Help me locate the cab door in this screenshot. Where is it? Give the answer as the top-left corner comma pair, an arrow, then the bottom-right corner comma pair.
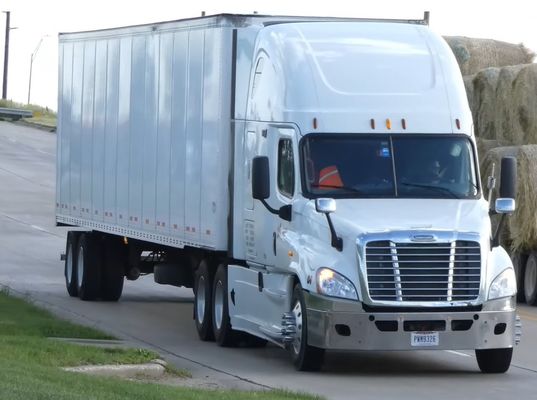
243,125 -> 297,268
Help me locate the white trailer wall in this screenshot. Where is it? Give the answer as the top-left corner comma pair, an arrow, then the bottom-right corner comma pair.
56,19 -> 233,251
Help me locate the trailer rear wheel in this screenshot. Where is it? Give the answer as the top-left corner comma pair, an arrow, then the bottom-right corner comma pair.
524,252 -> 537,305
194,260 -> 214,341
76,233 -> 102,301
100,239 -> 126,301
64,231 -> 79,297
511,252 -> 527,303
212,264 -> 239,346
289,284 -> 325,371
475,348 -> 513,373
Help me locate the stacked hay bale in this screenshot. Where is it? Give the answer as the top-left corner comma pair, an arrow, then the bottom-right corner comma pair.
444,36 -> 535,76
480,146 -> 537,252
449,36 -> 537,302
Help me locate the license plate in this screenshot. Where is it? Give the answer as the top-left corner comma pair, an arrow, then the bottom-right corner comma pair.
411,331 -> 439,347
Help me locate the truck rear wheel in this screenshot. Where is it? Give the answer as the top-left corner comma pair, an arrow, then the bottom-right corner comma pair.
475,348 -> 513,373
76,233 -> 102,301
212,264 -> 239,346
100,238 -> 126,301
289,284 -> 325,371
64,231 -> 79,297
524,252 -> 537,305
194,260 -> 214,341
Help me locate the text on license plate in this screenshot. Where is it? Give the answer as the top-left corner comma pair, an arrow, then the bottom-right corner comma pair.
411,331 -> 439,347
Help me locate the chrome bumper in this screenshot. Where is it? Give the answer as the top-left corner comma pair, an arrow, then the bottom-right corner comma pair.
305,292 -> 517,351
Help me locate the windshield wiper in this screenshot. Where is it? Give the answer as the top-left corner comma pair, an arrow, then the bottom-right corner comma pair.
311,184 -> 363,195
399,182 -> 460,199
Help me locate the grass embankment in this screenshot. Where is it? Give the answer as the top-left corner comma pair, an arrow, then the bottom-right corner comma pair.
0,99 -> 56,128
0,290 -> 319,400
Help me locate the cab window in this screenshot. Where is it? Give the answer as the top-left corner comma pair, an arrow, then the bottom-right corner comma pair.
277,139 -> 294,198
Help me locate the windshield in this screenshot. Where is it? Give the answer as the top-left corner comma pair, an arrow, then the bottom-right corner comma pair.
301,135 -> 479,199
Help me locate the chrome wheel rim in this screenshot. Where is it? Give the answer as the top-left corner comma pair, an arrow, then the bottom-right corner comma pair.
214,280 -> 224,331
292,300 -> 303,356
66,245 -> 73,284
196,276 -> 206,324
77,246 -> 84,288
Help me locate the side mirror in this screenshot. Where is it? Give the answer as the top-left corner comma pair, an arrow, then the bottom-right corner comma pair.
499,156 -> 517,200
252,156 -> 270,200
315,198 -> 336,214
495,198 -> 515,215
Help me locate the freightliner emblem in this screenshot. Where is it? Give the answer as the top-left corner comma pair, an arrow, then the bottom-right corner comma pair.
410,234 -> 436,242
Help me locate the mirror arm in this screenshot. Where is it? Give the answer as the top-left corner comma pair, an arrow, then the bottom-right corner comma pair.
325,214 -> 343,252
491,214 -> 507,248
260,199 -> 279,215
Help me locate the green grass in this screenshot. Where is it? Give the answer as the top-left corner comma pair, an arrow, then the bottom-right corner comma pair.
0,99 -> 56,128
0,290 -> 321,400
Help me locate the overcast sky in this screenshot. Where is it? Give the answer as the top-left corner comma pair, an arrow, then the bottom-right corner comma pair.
1,0 -> 535,110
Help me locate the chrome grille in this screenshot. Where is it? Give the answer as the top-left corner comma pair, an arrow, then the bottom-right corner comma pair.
365,240 -> 481,302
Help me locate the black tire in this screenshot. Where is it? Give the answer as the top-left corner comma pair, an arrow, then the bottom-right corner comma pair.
289,284 -> 325,371
511,252 -> 527,303
76,233 -> 102,301
100,238 -> 126,301
524,252 -> 537,305
194,260 -> 214,341
212,264 -> 240,347
64,231 -> 79,297
475,348 -> 513,373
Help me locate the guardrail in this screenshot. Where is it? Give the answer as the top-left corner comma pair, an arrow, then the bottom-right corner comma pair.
0,107 -> 34,120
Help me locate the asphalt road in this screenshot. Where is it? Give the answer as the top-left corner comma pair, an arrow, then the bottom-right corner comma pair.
1,120 -> 537,399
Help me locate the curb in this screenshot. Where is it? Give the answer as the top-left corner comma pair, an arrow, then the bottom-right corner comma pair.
63,360 -> 168,379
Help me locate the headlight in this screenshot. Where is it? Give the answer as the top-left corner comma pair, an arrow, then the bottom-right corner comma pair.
488,268 -> 517,300
316,268 -> 358,300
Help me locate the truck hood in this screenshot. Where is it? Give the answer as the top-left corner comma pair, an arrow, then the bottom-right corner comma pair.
329,198 -> 490,237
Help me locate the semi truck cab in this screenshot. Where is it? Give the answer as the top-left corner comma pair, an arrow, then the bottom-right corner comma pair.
227,20 -> 519,371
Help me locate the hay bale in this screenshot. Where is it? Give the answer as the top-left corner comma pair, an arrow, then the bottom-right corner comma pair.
510,146 -> 537,251
511,64 -> 537,145
492,65 -> 527,145
475,138 -> 509,160
463,74 -> 475,109
472,68 -> 500,140
470,64 -> 537,145
444,36 -> 535,75
480,145 -> 537,252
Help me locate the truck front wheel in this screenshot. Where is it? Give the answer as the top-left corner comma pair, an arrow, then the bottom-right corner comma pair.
289,284 -> 325,371
194,260 -> 214,341
475,348 -> 512,373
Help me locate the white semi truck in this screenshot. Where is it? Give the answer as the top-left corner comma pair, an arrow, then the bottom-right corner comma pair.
57,13 -> 521,372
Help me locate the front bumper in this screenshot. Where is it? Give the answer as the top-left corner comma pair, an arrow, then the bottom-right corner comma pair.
305,292 -> 517,350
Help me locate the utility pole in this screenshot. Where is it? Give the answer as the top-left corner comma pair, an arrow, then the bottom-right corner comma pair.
2,11 -> 10,100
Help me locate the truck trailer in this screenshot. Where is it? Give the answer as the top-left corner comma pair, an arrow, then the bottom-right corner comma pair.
56,13 -> 521,372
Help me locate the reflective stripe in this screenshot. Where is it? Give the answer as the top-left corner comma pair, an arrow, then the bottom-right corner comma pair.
319,166 -> 343,188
